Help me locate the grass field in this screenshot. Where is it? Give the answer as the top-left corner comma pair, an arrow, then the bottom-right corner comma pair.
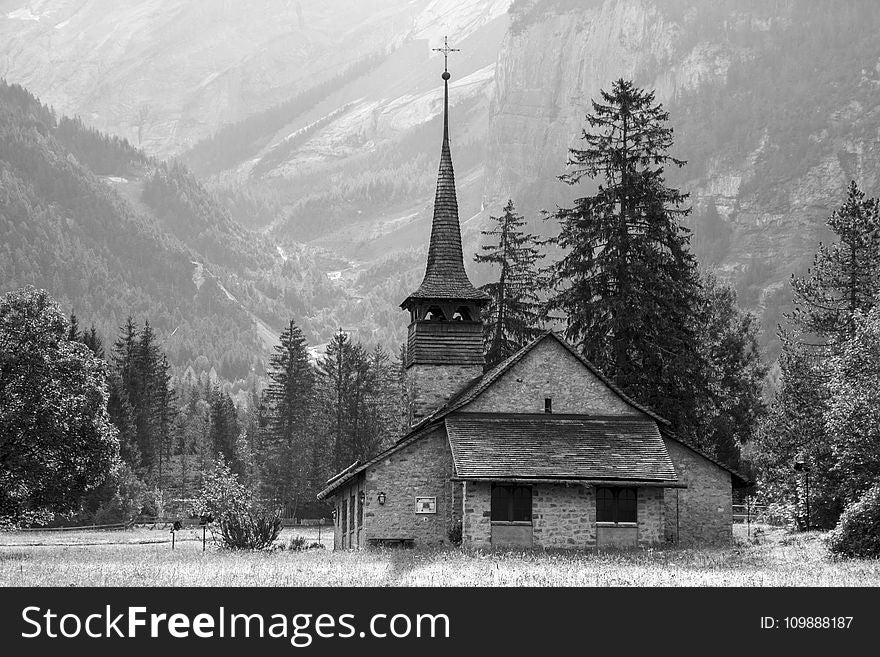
1,524 -> 878,586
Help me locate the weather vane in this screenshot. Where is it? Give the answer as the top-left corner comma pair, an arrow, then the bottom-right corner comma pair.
432,35 -> 460,77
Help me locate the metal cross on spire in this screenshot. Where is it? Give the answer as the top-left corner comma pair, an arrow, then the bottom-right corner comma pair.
432,35 -> 460,74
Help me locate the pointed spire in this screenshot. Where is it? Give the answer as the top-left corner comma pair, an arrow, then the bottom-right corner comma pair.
404,40 -> 488,304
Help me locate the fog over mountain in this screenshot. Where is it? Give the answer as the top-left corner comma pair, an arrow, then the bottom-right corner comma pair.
3,0 -> 880,379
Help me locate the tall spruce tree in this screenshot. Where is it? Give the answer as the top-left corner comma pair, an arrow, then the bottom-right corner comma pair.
82,324 -> 104,359
475,199 -> 545,369
546,78 -> 703,438
262,319 -> 313,513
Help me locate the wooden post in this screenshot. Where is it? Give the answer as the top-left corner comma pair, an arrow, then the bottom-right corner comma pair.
746,495 -> 751,539
202,524 -> 206,552
171,528 -> 175,550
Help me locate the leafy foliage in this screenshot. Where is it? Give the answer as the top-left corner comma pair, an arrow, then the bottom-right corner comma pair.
828,483 -> 880,558
217,508 -> 283,551
0,287 -> 119,526
755,183 -> 880,528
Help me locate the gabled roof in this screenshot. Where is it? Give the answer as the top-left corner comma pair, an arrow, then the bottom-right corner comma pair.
402,71 -> 488,305
318,331 -> 671,499
446,413 -> 678,483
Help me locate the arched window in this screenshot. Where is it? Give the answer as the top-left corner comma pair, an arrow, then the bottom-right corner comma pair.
452,306 -> 472,321
424,305 -> 446,321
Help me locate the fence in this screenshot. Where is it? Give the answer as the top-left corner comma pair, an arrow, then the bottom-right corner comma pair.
732,503 -> 785,526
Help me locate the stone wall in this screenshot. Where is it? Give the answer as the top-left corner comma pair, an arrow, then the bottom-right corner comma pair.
462,481 -> 492,549
461,337 -> 641,416
359,428 -> 456,547
406,363 -> 482,426
663,437 -> 733,545
532,483 -> 596,548
636,487 -> 664,545
463,482 -> 665,549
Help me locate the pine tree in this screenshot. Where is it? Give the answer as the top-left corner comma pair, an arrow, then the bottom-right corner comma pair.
262,319 -> 314,513
67,312 -> 81,342
786,180 -> 880,356
475,199 -> 546,369
155,354 -> 176,490
320,329 -> 351,472
134,320 -> 161,473
208,387 -> 239,467
546,78 -> 703,437
82,324 -> 104,359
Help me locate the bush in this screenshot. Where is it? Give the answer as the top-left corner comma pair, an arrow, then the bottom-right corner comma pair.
192,457 -> 252,522
218,507 -> 283,550
828,483 -> 880,558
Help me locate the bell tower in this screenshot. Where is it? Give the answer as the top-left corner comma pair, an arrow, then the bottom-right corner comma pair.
401,37 -> 489,427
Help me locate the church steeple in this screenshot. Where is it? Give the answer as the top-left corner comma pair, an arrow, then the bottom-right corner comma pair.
400,37 -> 489,426
404,38 -> 487,304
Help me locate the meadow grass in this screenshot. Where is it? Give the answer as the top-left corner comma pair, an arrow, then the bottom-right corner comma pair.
1,524 -> 878,587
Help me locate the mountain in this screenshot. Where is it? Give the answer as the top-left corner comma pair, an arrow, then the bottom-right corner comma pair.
486,0 -> 880,358
5,0 -> 880,364
0,79 -> 409,385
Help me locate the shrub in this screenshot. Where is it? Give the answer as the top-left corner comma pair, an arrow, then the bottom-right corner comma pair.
192,457 -> 252,523
218,507 -> 283,550
287,535 -> 307,551
828,483 -> 880,558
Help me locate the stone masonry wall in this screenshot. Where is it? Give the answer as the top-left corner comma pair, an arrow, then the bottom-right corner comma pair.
636,487 -> 664,546
463,482 -> 664,549
462,481 -> 492,549
462,338 -> 640,416
406,363 -> 482,426
532,484 -> 596,548
663,437 -> 733,545
360,428 -> 456,547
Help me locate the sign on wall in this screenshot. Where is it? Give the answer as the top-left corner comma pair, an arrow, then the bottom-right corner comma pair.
415,497 -> 436,514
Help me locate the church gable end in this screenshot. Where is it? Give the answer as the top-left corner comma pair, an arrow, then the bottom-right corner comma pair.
460,336 -> 642,417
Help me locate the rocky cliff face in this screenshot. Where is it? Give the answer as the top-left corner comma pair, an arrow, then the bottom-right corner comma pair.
485,0 -> 880,353
0,0 -> 506,157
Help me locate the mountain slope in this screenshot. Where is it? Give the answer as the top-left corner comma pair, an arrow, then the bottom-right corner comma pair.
484,0 -> 880,357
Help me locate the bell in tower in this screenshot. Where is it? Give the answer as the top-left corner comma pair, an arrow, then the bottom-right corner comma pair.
400,37 -> 489,427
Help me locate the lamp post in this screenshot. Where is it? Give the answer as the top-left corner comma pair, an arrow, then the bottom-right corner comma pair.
794,460 -> 811,530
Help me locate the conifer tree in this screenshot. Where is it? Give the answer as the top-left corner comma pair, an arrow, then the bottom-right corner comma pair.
82,324 -> 104,359
475,199 -> 545,369
262,319 -> 314,513
67,312 -> 81,342
546,78 -> 703,436
320,329 -> 351,473
786,180 -> 880,356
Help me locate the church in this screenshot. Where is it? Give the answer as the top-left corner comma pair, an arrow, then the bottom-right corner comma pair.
317,53 -> 748,550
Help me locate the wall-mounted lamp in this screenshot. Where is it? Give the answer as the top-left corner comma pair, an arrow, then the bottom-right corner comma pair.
377,491 -> 386,505
358,490 -> 366,504
331,507 -> 337,520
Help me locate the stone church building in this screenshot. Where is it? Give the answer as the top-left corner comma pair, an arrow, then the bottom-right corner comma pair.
317,61 -> 747,550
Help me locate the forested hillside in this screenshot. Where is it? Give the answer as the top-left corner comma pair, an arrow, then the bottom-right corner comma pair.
0,80 -> 413,388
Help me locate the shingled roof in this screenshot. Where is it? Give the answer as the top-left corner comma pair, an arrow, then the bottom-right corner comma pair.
403,72 -> 489,304
446,413 -> 679,483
